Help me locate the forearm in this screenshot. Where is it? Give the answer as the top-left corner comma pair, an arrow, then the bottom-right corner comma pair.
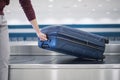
30,19 -> 47,41
30,19 -> 41,36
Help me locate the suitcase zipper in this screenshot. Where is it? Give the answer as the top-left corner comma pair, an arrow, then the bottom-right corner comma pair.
56,33 -> 104,51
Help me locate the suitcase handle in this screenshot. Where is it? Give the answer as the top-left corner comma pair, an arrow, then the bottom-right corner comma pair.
41,40 -> 51,48
41,44 -> 49,48
38,34 -> 50,48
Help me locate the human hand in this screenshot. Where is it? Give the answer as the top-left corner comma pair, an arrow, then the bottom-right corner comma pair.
37,32 -> 47,41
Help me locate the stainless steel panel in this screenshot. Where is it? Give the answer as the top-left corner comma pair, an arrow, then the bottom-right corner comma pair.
9,68 -> 120,80
105,43 -> 120,55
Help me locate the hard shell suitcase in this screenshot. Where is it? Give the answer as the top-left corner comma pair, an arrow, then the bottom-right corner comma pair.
38,26 -> 109,60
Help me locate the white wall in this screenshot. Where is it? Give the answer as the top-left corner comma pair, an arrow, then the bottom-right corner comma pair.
4,0 -> 120,25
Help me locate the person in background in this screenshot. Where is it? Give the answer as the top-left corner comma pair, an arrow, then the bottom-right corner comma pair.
0,0 -> 47,80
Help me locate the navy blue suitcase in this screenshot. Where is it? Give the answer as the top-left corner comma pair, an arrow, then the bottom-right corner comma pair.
38,26 -> 109,60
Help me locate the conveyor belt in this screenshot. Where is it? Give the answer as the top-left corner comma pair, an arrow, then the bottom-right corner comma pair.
10,55 -> 120,64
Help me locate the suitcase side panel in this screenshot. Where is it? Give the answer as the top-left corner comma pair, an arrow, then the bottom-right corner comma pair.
42,26 -> 107,47
55,37 -> 105,59
38,26 -> 106,59
38,35 -> 105,59
59,26 -> 106,45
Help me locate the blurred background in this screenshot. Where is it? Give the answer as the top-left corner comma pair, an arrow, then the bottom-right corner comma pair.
4,0 -> 120,24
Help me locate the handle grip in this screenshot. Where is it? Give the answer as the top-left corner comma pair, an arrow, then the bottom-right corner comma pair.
40,39 -> 51,49
41,44 -> 49,48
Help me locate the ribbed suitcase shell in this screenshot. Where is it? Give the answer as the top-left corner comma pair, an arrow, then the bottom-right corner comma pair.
38,26 -> 108,60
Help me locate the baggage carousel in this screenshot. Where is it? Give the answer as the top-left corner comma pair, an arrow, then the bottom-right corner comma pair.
9,55 -> 120,80
9,42 -> 120,80
8,24 -> 120,80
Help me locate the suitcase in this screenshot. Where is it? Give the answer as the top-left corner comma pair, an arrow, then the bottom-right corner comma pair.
38,25 -> 109,60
